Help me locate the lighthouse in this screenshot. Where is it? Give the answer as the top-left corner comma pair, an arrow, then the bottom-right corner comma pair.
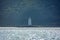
28,17 -> 32,25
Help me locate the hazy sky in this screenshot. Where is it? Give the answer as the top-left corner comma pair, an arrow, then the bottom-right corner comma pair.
0,0 -> 60,27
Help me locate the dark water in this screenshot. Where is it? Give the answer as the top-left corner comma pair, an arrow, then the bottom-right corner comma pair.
0,0 -> 60,27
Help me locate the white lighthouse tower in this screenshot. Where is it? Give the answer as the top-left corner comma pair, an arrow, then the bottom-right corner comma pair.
28,17 -> 32,25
